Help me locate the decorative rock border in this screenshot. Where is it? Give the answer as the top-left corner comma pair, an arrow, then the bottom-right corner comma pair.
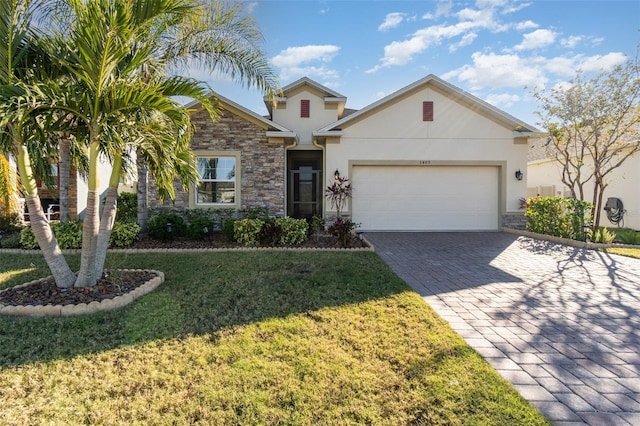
0,269 -> 164,317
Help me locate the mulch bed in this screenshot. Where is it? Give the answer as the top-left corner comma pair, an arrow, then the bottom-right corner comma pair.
0,270 -> 156,307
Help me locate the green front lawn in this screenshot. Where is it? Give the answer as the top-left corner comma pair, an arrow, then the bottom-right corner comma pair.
0,252 -> 549,425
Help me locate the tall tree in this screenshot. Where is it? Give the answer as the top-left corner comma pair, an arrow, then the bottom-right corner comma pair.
133,0 -> 280,232
0,0 -> 78,286
534,58 -> 640,229
1,0 -> 279,288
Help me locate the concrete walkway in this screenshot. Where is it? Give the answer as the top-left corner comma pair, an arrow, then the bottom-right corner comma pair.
365,232 -> 640,426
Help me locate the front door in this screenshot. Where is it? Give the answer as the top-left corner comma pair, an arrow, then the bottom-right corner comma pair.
288,151 -> 323,219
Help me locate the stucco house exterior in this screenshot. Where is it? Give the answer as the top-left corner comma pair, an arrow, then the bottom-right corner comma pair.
150,74 -> 541,232
527,137 -> 640,231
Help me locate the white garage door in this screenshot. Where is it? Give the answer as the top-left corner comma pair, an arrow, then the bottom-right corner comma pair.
351,165 -> 499,231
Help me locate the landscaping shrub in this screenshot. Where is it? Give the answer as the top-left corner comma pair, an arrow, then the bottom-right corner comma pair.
327,217 -> 359,248
54,221 -> 83,249
0,212 -> 20,233
19,227 -> 37,249
109,222 -> 141,247
115,192 -> 137,223
186,216 -> 215,240
259,219 -> 281,246
0,233 -> 21,248
222,218 -> 235,241
588,227 -> 616,244
20,221 -> 84,249
275,217 -> 308,245
526,196 -> 592,241
233,218 -> 264,246
148,212 -> 187,240
309,215 -> 326,239
616,229 -> 640,245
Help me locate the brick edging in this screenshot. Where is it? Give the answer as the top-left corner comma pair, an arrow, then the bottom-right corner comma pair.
0,270 -> 164,317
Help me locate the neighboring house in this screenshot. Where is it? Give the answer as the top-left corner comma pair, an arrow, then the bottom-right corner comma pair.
149,74 -> 541,231
3,154 -> 116,222
527,136 -> 640,230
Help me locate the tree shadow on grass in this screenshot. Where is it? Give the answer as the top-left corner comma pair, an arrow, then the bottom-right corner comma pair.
0,251 -> 408,368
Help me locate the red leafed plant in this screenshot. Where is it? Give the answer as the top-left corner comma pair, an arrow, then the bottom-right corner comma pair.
325,176 -> 352,218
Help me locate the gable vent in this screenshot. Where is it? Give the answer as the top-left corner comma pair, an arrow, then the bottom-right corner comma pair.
301,99 -> 310,118
423,101 -> 434,121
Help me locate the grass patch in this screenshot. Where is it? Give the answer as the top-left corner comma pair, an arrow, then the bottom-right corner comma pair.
603,247 -> 640,259
0,251 -> 549,425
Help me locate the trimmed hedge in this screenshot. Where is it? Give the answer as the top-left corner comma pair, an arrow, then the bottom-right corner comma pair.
231,217 -> 310,247
525,197 -> 592,241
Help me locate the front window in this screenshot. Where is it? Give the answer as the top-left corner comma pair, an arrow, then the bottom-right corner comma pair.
195,156 -> 236,204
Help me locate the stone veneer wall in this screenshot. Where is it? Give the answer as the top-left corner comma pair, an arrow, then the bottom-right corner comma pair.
502,212 -> 527,230
148,107 -> 285,217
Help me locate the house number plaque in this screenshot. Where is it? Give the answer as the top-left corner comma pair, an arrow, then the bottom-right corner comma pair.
418,160 -> 431,165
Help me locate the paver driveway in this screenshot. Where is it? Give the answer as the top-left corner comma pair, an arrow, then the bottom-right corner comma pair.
365,232 -> 640,426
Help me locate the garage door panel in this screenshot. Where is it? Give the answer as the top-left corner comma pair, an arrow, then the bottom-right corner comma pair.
352,166 -> 499,231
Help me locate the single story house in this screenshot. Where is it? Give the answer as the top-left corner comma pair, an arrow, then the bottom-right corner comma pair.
527,136 -> 640,230
149,74 -> 541,232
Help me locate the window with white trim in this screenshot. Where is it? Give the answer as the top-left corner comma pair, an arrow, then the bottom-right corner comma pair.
195,156 -> 236,205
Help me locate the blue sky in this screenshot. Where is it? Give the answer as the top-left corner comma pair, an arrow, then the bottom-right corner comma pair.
189,0 -> 639,128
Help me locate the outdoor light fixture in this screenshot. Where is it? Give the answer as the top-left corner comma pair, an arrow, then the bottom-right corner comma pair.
334,169 -> 340,180
515,169 -> 523,181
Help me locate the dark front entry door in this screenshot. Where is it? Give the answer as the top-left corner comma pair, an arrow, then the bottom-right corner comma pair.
288,151 -> 323,219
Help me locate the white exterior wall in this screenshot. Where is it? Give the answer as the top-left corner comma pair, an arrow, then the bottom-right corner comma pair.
326,87 -> 528,215
528,155 -> 640,230
272,86 -> 340,147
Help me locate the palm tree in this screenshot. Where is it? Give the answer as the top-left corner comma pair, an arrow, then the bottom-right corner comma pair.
133,0 -> 281,233
0,0 -> 78,286
2,0 -> 279,288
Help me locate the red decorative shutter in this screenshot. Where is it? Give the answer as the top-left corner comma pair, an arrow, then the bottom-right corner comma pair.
301,99 -> 310,118
423,101 -> 434,121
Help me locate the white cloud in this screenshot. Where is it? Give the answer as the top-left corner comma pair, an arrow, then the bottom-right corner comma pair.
514,29 -> 557,50
270,45 -> 341,81
449,32 -> 478,51
368,0 -> 535,72
579,52 -> 627,72
515,20 -> 538,30
271,45 -> 340,68
501,1 -> 532,14
379,12 -> 406,31
443,52 -> 548,90
444,50 -> 629,93
560,35 -> 583,48
485,92 -> 521,107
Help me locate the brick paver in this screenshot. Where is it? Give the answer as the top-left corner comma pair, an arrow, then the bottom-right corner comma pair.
366,232 -> 640,426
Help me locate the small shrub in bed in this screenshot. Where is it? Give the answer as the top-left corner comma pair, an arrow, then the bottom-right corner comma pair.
148,212 -> 187,240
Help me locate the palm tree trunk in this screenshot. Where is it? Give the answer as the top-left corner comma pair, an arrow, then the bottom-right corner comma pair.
94,186 -> 117,279
94,155 -> 122,279
136,149 -> 148,235
75,140 -> 101,288
75,189 -> 100,287
58,135 -> 71,222
25,195 -> 77,287
17,143 -> 75,288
